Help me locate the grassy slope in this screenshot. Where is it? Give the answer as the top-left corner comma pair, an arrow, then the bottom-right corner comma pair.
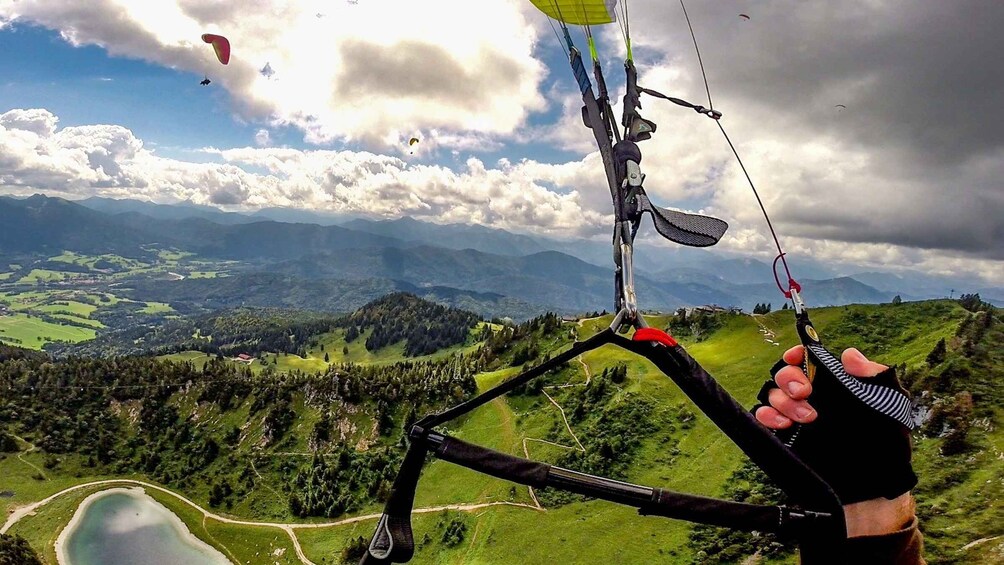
301,301 -> 998,564
0,313 -> 96,349
6,300 -> 1000,564
0,288 -> 183,348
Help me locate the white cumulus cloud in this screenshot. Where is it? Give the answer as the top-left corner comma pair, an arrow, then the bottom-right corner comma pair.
0,0 -> 547,148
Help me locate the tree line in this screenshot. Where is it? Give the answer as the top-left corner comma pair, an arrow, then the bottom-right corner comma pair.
337,292 -> 481,356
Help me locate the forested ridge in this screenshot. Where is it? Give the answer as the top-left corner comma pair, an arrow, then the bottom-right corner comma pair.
46,307 -> 344,358
0,346 -> 478,520
337,292 -> 481,356
49,292 -> 483,360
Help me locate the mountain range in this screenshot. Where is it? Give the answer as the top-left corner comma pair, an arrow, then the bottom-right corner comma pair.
2,194 -> 999,315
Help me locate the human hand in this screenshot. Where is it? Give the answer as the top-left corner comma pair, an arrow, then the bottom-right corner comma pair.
754,345 -> 889,430
752,345 -> 918,537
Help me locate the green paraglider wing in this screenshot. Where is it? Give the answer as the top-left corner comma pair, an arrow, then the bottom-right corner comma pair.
529,0 -> 618,26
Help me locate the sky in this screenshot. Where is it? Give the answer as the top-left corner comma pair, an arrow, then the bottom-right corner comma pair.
0,0 -> 1001,286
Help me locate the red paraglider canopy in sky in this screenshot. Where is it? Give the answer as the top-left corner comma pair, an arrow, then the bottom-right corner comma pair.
201,34 -> 231,65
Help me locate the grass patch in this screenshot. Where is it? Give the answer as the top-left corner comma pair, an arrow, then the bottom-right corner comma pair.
17,269 -> 84,283
189,271 -> 220,279
157,250 -> 194,261
34,300 -> 97,318
0,313 -> 96,349
139,301 -> 174,314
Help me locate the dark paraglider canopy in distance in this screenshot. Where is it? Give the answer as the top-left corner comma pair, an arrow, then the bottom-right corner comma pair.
739,13 -> 750,20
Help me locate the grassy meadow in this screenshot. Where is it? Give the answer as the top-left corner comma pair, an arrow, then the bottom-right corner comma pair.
3,300 -> 1000,564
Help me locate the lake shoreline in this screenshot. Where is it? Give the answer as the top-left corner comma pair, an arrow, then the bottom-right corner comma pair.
54,486 -> 232,565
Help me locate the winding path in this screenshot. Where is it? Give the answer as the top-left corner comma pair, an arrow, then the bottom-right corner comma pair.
12,435 -> 48,481
2,479 -> 539,565
520,352 -> 593,507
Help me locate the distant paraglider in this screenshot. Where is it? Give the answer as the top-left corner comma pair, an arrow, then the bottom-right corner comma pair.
260,62 -> 275,79
409,137 -> 419,154
835,104 -> 847,110
200,33 -> 230,85
739,13 -> 750,20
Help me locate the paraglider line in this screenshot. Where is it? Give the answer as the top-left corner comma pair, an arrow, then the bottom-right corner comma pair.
715,120 -> 795,292
679,0 -> 797,293
679,0 -> 713,110
544,11 -> 569,59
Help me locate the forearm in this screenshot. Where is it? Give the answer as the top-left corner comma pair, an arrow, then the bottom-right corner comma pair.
844,492 -> 916,538
843,516 -> 924,564
800,494 -> 925,564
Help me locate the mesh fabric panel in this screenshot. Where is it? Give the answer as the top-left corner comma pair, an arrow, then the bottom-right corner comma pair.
637,194 -> 728,247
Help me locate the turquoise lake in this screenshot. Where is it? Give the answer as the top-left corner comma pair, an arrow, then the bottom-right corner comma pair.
62,489 -> 231,565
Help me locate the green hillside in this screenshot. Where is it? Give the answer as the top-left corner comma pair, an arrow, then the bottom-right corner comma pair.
1,299 -> 1000,564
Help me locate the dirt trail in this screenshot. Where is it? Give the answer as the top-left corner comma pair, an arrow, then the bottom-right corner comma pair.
520,353 -> 593,507
11,436 -> 48,480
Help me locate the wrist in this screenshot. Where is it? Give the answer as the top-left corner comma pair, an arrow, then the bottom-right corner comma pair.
843,492 -> 915,537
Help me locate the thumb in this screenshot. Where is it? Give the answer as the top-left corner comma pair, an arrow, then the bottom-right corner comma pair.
840,347 -> 888,378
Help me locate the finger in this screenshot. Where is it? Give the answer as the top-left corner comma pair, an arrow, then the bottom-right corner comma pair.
774,365 -> 812,399
768,388 -> 817,424
841,347 -> 888,378
754,405 -> 793,429
782,345 -> 804,366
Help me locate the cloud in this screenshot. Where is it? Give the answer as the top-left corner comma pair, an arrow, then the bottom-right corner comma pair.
1,1 -> 1001,285
0,107 -> 607,235
253,128 -> 270,147
0,0 -> 546,147
0,108 -> 59,136
1,106 -> 1001,284
524,0 -> 1004,279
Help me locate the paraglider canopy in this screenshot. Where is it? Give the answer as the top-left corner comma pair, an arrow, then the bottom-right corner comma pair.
408,137 -> 419,154
739,13 -> 751,20
530,0 -> 619,25
201,34 -> 231,65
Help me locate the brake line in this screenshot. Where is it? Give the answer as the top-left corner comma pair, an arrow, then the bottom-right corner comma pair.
678,0 -> 801,299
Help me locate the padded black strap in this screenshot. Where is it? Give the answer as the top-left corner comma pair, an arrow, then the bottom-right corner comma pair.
362,444 -> 427,564
422,329 -> 614,427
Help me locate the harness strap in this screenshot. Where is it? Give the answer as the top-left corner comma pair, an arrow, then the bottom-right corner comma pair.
421,329 -> 615,428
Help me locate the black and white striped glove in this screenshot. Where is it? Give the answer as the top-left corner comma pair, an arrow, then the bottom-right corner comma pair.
753,345 -> 918,505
